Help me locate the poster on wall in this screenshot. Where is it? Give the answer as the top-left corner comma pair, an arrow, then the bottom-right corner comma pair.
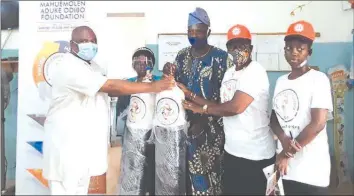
16,1 -> 88,194
157,35 -> 189,71
348,54 -> 354,87
327,64 -> 352,186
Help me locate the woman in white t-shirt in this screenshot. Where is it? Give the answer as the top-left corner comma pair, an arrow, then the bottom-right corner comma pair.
181,24 -> 276,195
270,20 -> 333,195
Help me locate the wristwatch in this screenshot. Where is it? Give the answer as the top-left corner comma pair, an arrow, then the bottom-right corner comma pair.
202,105 -> 208,114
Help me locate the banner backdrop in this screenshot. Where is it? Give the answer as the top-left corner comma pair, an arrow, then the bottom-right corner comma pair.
16,1 -> 90,194
327,64 -> 352,186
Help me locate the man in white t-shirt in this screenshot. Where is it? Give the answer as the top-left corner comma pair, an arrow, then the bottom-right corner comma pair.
153,62 -> 188,195
270,20 -> 333,195
42,26 -> 174,195
182,24 -> 276,195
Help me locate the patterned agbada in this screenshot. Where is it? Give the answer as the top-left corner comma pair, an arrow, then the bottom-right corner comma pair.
174,46 -> 233,195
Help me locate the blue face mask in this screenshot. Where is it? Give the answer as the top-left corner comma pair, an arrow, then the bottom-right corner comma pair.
188,37 -> 208,48
145,65 -> 153,71
74,42 -> 98,61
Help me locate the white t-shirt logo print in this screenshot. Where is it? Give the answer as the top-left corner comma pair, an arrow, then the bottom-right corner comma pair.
222,79 -> 237,102
273,89 -> 299,122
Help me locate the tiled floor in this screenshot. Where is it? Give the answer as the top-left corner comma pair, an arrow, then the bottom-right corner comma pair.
2,176 -> 353,195
105,147 -> 354,195
106,146 -> 122,195
329,183 -> 354,195
3,148 -> 353,195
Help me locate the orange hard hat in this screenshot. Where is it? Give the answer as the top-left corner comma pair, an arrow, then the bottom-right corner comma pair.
285,20 -> 315,41
227,24 -> 251,43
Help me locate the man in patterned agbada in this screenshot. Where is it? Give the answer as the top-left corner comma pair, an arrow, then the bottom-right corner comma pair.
164,7 -> 233,195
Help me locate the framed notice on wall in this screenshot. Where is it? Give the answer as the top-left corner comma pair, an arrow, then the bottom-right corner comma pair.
157,34 -> 190,70
157,33 -> 228,70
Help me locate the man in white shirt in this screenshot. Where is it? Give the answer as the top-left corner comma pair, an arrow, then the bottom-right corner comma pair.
270,20 -> 333,195
181,24 -> 276,195
42,26 -> 174,195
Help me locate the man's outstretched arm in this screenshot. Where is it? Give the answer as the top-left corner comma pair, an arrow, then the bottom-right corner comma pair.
101,76 -> 174,96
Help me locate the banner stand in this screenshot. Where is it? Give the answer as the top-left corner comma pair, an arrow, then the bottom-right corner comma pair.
1,70 -> 6,193
1,69 -> 16,195
328,64 -> 352,188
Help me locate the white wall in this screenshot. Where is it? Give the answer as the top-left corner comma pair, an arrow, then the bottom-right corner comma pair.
14,2 -> 353,194
5,1 -> 353,50
81,1 -> 353,44
81,1 -> 352,78
1,29 -> 19,49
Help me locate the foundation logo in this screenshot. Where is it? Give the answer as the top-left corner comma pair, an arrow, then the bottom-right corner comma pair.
32,41 -> 70,101
273,89 -> 299,122
156,98 -> 179,126
221,79 -> 237,103
128,96 -> 146,123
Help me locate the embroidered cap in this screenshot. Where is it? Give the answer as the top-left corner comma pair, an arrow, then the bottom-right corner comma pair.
188,7 -> 210,27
